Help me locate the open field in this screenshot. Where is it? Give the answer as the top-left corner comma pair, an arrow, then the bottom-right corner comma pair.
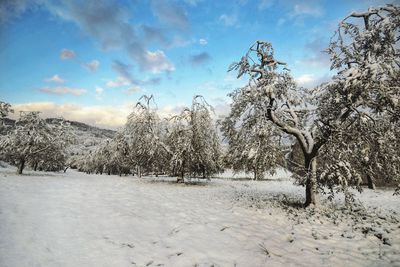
1,166 -> 399,267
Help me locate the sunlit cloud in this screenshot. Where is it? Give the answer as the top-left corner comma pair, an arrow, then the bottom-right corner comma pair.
219,14 -> 238,26
39,87 -> 87,96
84,60 -> 100,72
60,49 -> 76,60
123,85 -> 141,94
144,50 -> 175,73
45,74 -> 65,83
12,102 -> 132,129
95,86 -> 104,95
199,38 -> 208,45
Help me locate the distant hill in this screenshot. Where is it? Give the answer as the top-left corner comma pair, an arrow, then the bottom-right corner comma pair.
1,117 -> 117,156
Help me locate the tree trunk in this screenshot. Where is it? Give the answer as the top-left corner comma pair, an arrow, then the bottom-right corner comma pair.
177,169 -> 185,183
304,155 -> 318,207
33,162 -> 38,171
177,161 -> 185,183
367,174 -> 376,190
17,158 -> 25,175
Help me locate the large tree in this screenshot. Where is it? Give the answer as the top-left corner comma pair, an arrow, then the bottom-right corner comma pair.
225,4 -> 399,206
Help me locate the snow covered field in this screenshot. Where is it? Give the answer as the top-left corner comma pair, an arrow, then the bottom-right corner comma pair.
0,166 -> 399,267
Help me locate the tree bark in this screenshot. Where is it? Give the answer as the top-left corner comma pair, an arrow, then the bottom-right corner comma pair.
304,155 -> 318,207
367,174 -> 376,190
17,158 -> 25,175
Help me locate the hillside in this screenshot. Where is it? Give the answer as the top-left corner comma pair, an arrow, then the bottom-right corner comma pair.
1,117 -> 116,156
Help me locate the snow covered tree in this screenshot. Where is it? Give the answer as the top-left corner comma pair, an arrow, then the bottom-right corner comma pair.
124,95 -> 169,177
0,101 -> 13,134
189,96 -> 222,178
226,41 -> 321,206
226,4 -> 399,206
167,108 -> 193,182
0,112 -> 71,174
221,105 -> 284,180
166,96 -> 221,182
315,4 -> 400,198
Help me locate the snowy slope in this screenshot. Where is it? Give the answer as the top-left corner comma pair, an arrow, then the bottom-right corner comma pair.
0,166 -> 399,267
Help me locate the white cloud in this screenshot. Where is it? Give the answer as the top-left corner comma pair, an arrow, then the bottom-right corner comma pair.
45,74 -> 65,83
144,50 -> 175,73
60,49 -> 76,60
219,14 -> 237,26
84,60 -> 100,72
289,2 -> 324,18
258,0 -> 274,10
95,86 -> 103,95
295,74 -> 331,88
39,86 -> 87,96
106,76 -> 131,88
199,38 -> 208,45
123,85 -> 141,94
12,102 -> 131,129
184,0 -> 204,6
295,74 -> 315,86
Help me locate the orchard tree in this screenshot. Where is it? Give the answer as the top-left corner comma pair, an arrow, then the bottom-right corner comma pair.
0,112 -> 71,174
316,4 -> 400,197
124,95 -> 169,177
0,101 -> 13,134
189,96 -> 222,178
167,108 -> 193,182
225,4 -> 399,206
167,96 -> 222,182
222,109 -> 284,180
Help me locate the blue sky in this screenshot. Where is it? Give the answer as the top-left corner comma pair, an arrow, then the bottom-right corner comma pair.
0,0 -> 395,128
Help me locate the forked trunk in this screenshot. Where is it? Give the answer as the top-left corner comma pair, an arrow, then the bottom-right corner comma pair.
304,155 -> 318,207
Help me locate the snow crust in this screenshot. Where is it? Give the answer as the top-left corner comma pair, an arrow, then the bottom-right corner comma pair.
0,166 -> 399,267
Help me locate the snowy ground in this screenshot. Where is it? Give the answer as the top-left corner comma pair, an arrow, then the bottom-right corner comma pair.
0,166 -> 399,267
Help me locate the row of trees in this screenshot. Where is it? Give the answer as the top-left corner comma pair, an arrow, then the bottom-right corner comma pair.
71,95 -> 222,182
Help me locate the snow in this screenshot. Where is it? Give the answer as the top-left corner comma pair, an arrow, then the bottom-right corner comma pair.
0,165 -> 399,267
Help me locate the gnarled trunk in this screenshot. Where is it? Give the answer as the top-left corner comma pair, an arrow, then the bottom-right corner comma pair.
304,155 -> 318,207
